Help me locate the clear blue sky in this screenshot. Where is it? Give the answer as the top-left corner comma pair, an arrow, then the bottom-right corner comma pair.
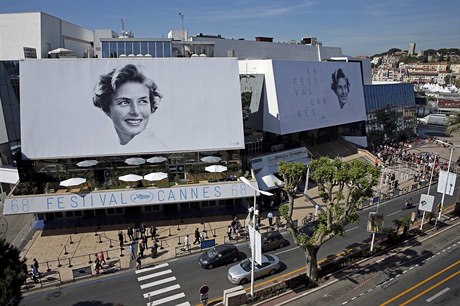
1,0 -> 459,56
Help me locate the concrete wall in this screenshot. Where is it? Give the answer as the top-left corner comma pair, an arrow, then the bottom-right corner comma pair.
0,13 -> 41,59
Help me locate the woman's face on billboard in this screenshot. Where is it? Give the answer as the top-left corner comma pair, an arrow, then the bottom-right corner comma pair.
109,81 -> 151,145
335,77 -> 349,106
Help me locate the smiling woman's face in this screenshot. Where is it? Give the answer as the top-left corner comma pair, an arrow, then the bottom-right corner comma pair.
109,81 -> 151,145
335,77 -> 349,106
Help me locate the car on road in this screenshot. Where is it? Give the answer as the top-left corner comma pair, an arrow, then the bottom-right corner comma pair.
248,230 -> 286,252
198,244 -> 239,269
227,254 -> 281,285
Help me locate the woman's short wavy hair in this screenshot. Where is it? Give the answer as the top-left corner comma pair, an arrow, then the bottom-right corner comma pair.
330,68 -> 350,92
93,64 -> 162,114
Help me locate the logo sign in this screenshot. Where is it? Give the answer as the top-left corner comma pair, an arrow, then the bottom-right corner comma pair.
130,191 -> 154,203
437,170 -> 457,196
418,194 -> 435,212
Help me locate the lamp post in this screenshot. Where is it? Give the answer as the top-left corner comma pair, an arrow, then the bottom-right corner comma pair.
420,154 -> 438,230
370,166 -> 384,252
239,177 -> 273,300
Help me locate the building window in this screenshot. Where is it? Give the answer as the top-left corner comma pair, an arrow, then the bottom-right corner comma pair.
118,42 -> 125,56
102,42 -> 109,58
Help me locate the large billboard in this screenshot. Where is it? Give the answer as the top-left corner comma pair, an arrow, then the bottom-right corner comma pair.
20,58 -> 244,159
239,60 -> 367,134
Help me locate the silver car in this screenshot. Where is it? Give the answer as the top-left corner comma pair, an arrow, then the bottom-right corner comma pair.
227,254 -> 280,285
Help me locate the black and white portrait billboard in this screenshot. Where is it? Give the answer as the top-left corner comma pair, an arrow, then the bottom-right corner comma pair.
239,60 -> 367,134
20,58 -> 244,159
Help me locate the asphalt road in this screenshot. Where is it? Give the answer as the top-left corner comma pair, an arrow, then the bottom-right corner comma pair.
21,183 -> 459,306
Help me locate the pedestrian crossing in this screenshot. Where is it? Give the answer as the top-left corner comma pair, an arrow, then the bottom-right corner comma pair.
135,263 -> 190,306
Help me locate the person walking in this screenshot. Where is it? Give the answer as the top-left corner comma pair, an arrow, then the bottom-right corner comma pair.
32,258 -> 40,274
267,211 -> 273,227
129,243 -> 136,259
142,234 -> 148,249
98,251 -> 106,265
150,224 -> 157,241
136,254 -> 142,270
184,235 -> 190,251
118,231 -> 124,248
94,254 -> 102,275
193,228 -> 200,245
227,225 -> 233,240
139,242 -> 144,258
30,264 -> 40,284
127,226 -> 134,241
151,241 -> 159,258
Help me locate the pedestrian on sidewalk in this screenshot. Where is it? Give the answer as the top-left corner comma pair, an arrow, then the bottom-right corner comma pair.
98,251 -> 106,265
200,230 -> 206,243
141,234 -> 148,249
30,264 -> 40,284
184,235 -> 190,251
32,258 -> 40,274
227,225 -> 233,240
314,204 -> 320,219
151,241 -> 159,258
139,242 -> 144,258
193,228 -> 200,245
94,254 -> 102,274
140,223 -> 146,237
127,226 -> 134,241
129,243 -> 136,259
150,224 -> 157,241
136,254 -> 142,270
267,211 -> 273,227
118,231 -> 124,248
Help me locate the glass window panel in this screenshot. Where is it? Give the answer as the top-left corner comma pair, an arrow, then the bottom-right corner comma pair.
109,41 -> 117,58
126,41 -> 133,55
140,41 -> 148,55
118,42 -> 125,56
156,42 -> 164,57
133,41 -> 140,55
148,42 -> 156,56
102,41 -> 109,58
163,42 -> 171,57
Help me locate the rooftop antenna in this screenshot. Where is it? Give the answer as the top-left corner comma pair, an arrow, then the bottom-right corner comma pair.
119,18 -> 134,38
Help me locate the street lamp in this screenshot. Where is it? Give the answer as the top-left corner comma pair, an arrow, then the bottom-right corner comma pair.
370,166 -> 385,252
239,177 -> 273,299
420,154 -> 438,230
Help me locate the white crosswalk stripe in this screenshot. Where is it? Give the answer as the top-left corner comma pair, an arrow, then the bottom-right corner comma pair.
136,263 -> 190,306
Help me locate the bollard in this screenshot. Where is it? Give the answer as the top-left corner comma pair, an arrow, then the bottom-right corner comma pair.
95,228 -> 98,236
160,240 -> 164,250
106,250 -> 111,260
213,228 -> 217,238
168,228 -> 172,237
57,257 -> 62,268
177,223 -> 181,231
88,254 -> 93,264
109,238 -> 113,248
120,248 -> 124,257
177,236 -> 182,245
69,235 -> 74,244
68,258 -> 73,268
64,245 -> 69,255
202,223 -> 207,233
46,261 -> 51,272
98,234 -> 102,244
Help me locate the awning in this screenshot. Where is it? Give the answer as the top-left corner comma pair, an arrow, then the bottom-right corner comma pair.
262,174 -> 284,189
0,167 -> 19,184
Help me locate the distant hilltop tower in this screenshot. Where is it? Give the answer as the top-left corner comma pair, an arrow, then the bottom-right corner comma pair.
408,42 -> 416,56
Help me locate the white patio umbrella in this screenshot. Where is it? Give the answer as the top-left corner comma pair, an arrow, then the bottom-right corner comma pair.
76,160 -> 99,167
125,157 -> 146,166
48,48 -> 72,55
205,165 -> 227,173
147,156 -> 168,164
201,156 -> 222,163
118,174 -> 143,182
143,172 -> 168,182
60,177 -> 86,187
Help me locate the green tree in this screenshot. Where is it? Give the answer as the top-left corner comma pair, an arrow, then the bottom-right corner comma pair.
393,214 -> 411,238
0,238 -> 28,306
278,157 -> 380,281
446,111 -> 460,135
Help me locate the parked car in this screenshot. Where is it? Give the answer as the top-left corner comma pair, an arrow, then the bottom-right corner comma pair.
248,231 -> 286,252
227,254 -> 281,285
198,244 -> 239,269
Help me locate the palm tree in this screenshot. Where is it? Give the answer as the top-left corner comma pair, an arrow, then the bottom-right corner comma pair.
392,214 -> 411,238
446,111 -> 460,135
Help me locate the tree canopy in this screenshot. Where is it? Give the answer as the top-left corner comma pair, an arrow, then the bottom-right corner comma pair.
446,111 -> 460,135
0,238 -> 27,306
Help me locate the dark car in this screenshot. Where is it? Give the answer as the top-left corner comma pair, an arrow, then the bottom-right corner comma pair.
249,231 -> 286,252
198,244 -> 239,269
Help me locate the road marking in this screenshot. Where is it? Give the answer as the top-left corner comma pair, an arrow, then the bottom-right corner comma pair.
275,246 -> 299,255
147,292 -> 185,306
140,276 -> 176,290
137,269 -> 172,282
401,271 -> 460,305
379,259 -> 460,305
345,226 -> 359,232
135,263 -> 169,274
143,284 -> 180,298
426,287 -> 451,302
387,210 -> 401,216
175,303 -> 191,306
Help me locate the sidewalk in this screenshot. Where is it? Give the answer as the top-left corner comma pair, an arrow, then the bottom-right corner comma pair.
19,135 -> 460,291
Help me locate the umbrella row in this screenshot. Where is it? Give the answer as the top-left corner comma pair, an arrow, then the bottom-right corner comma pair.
60,165 -> 228,187
76,156 -> 222,168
